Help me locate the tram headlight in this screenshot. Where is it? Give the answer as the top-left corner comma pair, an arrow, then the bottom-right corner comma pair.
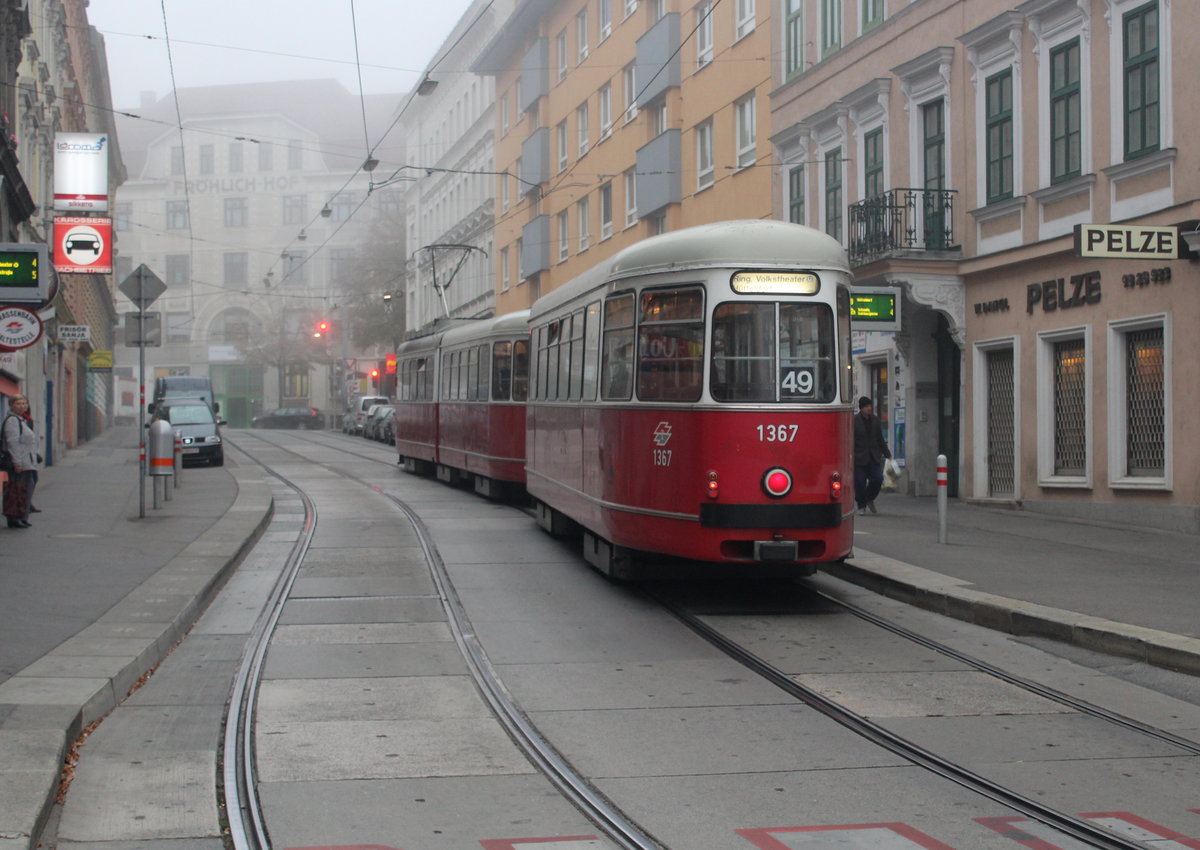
762,467 -> 792,499
705,469 -> 720,499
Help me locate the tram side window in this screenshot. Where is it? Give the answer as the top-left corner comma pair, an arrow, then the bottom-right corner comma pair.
638,287 -> 704,402
601,293 -> 635,400
414,357 -> 432,401
558,314 -> 574,400
569,309 -> 585,400
582,302 -> 601,400
837,284 -> 852,403
492,341 -> 513,400
711,303 -> 776,401
442,351 -> 455,401
512,338 -> 530,401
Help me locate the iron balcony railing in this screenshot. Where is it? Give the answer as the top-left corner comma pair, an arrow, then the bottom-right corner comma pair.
847,187 -> 959,266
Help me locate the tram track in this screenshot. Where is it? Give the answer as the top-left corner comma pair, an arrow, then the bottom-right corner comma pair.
226,429 -> 1197,850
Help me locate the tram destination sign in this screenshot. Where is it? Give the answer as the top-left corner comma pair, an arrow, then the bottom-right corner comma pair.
1073,223 -> 1193,260
849,288 -> 899,332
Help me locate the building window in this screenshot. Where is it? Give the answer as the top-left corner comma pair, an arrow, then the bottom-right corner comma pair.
557,30 -> 568,82
166,200 -> 189,230
599,83 -> 613,139
258,143 -> 273,172
557,120 -> 569,172
624,169 -> 638,227
788,165 -> 805,224
985,69 -> 1014,203
229,142 -> 244,173
863,128 -> 884,198
199,144 -> 214,175
821,0 -> 842,55
1108,315 -> 1169,487
577,102 -> 590,156
165,254 -> 190,288
501,246 -> 510,291
500,92 -> 509,135
735,0 -> 755,39
696,119 -> 714,189
1050,38 -> 1082,183
785,0 -> 803,78
861,0 -> 883,32
735,94 -> 756,168
625,0 -> 638,19
113,202 -> 131,231
287,139 -> 303,170
652,102 -> 668,135
696,2 -> 714,68
558,210 -> 570,261
282,251 -> 307,284
824,146 -> 842,242
224,197 -> 248,228
650,0 -> 665,21
600,182 -> 614,239
577,10 -> 589,63
1052,336 -> 1086,476
166,313 -> 192,343
170,146 -> 185,175
223,252 -> 248,286
1123,2 -> 1159,159
502,169 -> 511,211
578,197 -> 591,252
623,64 -> 639,123
599,0 -> 612,40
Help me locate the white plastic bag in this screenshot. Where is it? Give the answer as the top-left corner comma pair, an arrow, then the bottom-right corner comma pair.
881,458 -> 901,492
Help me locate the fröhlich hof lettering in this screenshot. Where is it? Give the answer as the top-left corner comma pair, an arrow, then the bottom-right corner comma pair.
1026,271 -> 1101,315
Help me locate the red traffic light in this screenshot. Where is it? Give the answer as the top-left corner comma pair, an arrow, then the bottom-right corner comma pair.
369,368 -> 380,378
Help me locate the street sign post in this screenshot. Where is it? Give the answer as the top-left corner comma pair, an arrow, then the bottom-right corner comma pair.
119,264 -> 167,518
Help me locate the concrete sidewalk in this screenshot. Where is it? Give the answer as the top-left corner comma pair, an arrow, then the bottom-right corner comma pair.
829,493 -> 1200,675
0,426 -> 272,849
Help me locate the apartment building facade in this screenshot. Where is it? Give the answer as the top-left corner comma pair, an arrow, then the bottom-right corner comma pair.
473,0 -> 774,316
772,0 -> 1197,531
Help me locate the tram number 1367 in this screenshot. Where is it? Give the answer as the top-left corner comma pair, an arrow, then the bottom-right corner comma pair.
757,424 -> 798,443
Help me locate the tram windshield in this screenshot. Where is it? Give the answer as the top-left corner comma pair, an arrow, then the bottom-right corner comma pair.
710,302 -> 837,403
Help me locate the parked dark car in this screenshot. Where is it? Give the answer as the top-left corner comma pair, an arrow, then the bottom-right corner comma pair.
151,398 -> 225,466
362,404 -> 391,440
379,407 -> 397,444
370,406 -> 396,442
251,407 -> 323,430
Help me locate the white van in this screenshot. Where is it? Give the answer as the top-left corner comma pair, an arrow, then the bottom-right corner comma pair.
344,394 -> 388,434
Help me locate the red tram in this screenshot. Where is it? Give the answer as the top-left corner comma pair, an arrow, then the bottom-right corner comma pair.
394,311 -> 530,498
524,220 -> 855,577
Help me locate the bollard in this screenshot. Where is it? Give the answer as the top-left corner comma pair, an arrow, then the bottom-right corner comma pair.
173,430 -> 183,488
148,419 -> 175,507
936,453 -> 948,544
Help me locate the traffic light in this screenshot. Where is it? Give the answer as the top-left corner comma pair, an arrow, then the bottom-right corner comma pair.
313,319 -> 330,339
369,366 -> 380,389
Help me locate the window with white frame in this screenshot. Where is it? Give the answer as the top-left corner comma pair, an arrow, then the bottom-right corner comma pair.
785,0 -> 803,78
599,0 -> 612,40
502,170 -> 511,211
501,247 -> 510,291
986,68 -> 1014,203
578,197 -> 591,251
650,0 -> 665,20
861,0 -> 883,33
500,92 -> 509,135
1037,326 -> 1090,485
599,83 -> 613,139
1123,2 -> 1159,160
735,0 -> 755,39
824,146 -> 843,242
696,2 -> 714,68
1050,38 -> 1082,183
653,102 -> 668,135
624,169 -> 638,226
557,120 -> 569,172
623,64 -> 638,123
696,119 -> 714,189
735,94 -> 756,168
788,165 -> 805,224
577,10 -> 589,62
600,182 -> 614,239
577,103 -> 590,155
557,30 -> 568,82
1108,314 -> 1169,488
557,210 -> 570,262
821,0 -> 842,55
625,0 -> 638,19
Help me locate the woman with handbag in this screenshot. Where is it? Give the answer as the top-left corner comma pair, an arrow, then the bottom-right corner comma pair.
3,395 -> 40,528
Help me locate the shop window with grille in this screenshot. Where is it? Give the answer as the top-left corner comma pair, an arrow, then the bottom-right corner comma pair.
1124,326 -> 1164,476
1052,338 -> 1086,476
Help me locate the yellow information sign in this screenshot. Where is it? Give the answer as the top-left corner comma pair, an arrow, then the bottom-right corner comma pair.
88,349 -> 113,371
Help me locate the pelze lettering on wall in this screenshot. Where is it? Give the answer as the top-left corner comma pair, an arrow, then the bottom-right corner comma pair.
1026,271 -> 1101,314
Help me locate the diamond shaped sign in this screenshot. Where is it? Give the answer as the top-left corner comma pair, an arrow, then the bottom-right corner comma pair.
118,264 -> 167,309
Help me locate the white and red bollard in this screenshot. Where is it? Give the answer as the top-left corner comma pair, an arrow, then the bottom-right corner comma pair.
936,453 -> 948,544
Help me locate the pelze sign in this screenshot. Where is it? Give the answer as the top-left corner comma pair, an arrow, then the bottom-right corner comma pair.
1074,223 -> 1186,259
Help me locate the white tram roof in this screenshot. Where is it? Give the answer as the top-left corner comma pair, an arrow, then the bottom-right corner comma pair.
531,220 -> 849,321
439,309 -> 531,349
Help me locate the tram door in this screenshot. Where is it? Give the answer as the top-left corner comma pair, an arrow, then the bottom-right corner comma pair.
868,361 -> 889,440
934,315 -> 960,497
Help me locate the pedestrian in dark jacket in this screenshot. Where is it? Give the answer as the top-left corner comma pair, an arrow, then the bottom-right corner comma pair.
853,395 -> 890,516
3,395 -> 40,528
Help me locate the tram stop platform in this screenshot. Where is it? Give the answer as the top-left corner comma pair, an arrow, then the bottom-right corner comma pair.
0,425 -> 1198,849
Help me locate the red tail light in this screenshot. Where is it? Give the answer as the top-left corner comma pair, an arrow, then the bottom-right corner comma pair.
831,471 -> 843,500
762,467 -> 792,499
705,470 -> 719,499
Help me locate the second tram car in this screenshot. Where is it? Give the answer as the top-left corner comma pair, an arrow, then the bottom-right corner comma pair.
395,311 -> 531,498
525,220 -> 855,577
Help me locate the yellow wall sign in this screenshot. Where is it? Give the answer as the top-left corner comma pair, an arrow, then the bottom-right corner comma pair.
88,349 -> 113,370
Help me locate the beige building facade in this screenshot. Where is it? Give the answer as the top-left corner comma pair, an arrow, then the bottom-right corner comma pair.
474,0 -> 774,316
772,0 -> 1197,532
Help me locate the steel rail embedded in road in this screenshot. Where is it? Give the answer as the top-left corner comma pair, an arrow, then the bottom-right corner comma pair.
227,430 -> 667,850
